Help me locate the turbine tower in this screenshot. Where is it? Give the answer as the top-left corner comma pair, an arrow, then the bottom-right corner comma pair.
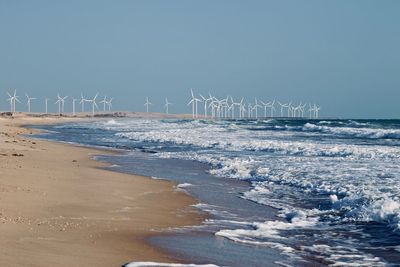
228,96 -> 240,119
277,101 -> 285,117
165,98 -> 172,114
72,98 -> 78,116
87,93 -> 98,115
99,96 -> 107,112
240,101 -> 246,119
44,97 -> 49,114
315,105 -> 321,119
55,95 -> 62,114
287,102 -> 293,117
299,103 -> 306,118
80,93 -> 88,112
144,97 -> 152,113
260,100 -> 269,117
308,103 -> 313,119
55,94 -> 68,114
25,94 -> 36,113
7,90 -> 20,113
248,103 -> 253,118
187,88 -> 202,118
235,98 -> 244,119
253,98 -> 262,119
267,100 -> 276,117
200,93 -> 213,118
106,98 -> 113,111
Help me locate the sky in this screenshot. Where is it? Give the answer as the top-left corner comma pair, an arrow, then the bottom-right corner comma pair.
0,0 -> 399,118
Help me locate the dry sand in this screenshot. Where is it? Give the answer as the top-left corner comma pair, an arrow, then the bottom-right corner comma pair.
0,114 -> 204,267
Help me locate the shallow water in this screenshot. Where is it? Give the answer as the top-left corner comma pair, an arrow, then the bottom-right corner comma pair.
32,118 -> 400,266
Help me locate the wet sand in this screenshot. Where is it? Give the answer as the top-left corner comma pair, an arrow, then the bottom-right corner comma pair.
0,114 -> 204,267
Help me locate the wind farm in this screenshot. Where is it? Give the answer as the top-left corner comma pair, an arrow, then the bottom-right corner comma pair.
0,88 -> 322,120
1,88 -> 322,120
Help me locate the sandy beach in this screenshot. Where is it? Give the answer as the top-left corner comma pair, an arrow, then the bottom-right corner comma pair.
0,114 -> 204,267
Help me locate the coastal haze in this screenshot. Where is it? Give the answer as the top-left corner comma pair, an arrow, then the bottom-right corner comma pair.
1,1 -> 399,118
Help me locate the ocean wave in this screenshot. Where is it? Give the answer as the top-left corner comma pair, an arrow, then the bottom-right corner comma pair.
216,211 -> 387,266
216,210 -> 318,241
104,119 -> 123,126
118,130 -> 400,160
303,123 -> 400,139
177,183 -> 193,188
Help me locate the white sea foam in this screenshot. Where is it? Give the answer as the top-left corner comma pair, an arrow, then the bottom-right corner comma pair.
216,211 -> 318,241
303,123 -> 400,139
109,164 -> 120,168
105,119 -> 123,126
302,244 -> 386,266
104,119 -> 400,230
177,183 -> 193,188
116,126 -> 400,160
85,119 -> 400,231
151,176 -> 166,180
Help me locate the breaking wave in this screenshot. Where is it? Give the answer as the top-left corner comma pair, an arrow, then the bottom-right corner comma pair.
302,123 -> 400,140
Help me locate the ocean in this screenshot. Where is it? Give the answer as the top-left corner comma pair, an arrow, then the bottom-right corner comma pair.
32,118 -> 400,267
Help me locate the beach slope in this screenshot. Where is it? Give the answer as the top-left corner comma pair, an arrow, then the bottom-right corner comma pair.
0,115 -> 203,267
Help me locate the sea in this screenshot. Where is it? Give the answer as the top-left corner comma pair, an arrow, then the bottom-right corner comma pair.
31,118 -> 400,267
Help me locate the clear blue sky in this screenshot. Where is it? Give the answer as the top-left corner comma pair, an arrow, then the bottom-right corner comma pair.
0,0 -> 399,118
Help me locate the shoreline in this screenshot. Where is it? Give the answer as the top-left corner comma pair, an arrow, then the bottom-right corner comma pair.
0,114 -> 206,267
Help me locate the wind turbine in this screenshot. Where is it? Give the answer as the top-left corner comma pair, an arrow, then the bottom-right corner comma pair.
277,101 -> 285,117
165,98 -> 172,114
87,93 -> 98,115
253,98 -> 262,119
55,94 -> 68,114
200,93 -> 213,118
286,102 -> 293,117
144,97 -> 152,113
7,90 -> 20,113
308,103 -> 313,119
221,97 -> 229,118
208,97 -> 218,119
235,98 -> 244,119
240,101 -> 246,119
228,96 -> 238,119
187,89 -> 195,118
293,103 -> 301,118
260,100 -> 269,117
248,103 -> 253,118
106,98 -> 113,111
55,95 -> 62,114
99,96 -> 108,112
315,105 -> 321,119
80,93 -> 87,112
187,89 -> 202,118
228,102 -> 234,119
25,94 -> 36,113
215,98 -> 223,118
299,103 -> 307,118
267,100 -> 276,117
